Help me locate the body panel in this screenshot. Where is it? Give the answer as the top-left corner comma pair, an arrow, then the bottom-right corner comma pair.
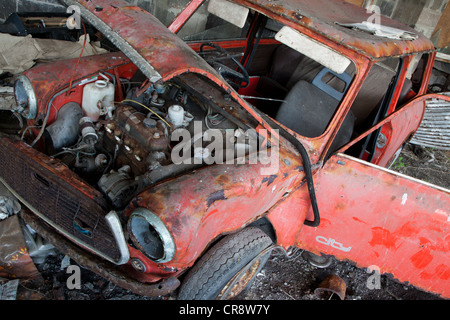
23,52 -> 134,124
340,93 -> 450,165
127,147 -> 305,270
296,153 -> 450,297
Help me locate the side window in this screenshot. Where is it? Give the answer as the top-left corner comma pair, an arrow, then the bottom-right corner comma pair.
408,53 -> 430,94
177,0 -> 251,41
344,58 -> 402,160
350,58 -> 401,132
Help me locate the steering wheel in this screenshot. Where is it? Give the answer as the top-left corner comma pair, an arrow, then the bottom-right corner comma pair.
200,43 -> 249,88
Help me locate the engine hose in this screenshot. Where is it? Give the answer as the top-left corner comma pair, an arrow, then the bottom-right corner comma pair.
258,113 -> 320,227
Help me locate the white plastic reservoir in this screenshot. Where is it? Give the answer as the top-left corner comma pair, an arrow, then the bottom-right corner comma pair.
168,104 -> 185,127
82,79 -> 115,121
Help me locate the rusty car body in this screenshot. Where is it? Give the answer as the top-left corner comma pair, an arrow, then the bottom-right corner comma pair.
1,0 -> 449,299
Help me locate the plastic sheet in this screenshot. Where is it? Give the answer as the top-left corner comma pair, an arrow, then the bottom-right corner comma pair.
0,33 -> 107,74
0,215 -> 41,280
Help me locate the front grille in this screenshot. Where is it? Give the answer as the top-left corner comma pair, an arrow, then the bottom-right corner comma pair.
0,136 -> 121,263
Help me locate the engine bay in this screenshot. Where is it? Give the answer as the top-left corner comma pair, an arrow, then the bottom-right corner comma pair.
8,66 -> 262,210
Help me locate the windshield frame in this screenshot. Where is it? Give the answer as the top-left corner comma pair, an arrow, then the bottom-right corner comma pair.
167,0 -> 371,161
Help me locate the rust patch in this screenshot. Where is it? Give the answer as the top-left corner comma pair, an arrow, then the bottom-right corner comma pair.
335,202 -> 346,211
144,193 -> 167,214
215,174 -> 230,186
206,190 -> 227,209
314,274 -> 346,300
291,12 -> 304,21
262,175 -> 277,186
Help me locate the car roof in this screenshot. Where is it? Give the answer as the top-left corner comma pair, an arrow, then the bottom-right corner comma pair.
234,0 -> 435,59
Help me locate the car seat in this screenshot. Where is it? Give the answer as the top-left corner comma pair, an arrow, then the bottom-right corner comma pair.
275,68 -> 355,154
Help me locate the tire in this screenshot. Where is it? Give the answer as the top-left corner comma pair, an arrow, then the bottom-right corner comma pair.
178,227 -> 273,300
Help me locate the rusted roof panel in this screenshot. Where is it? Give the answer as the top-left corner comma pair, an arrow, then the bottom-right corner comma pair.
238,0 -> 435,59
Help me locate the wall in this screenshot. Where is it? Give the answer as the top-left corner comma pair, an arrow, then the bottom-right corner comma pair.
1,0 -> 449,51
362,0 -> 449,50
432,2 -> 450,51
0,0 -> 65,20
0,0 -> 160,21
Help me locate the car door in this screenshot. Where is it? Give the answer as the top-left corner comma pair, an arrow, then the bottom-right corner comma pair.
296,149 -> 450,298
342,53 -> 436,167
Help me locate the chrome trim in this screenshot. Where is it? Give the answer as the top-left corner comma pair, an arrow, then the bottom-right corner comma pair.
105,210 -> 130,265
129,208 -> 176,263
14,75 -> 37,119
410,96 -> 450,150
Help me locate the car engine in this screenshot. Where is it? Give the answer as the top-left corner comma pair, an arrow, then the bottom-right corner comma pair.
22,73 -> 254,210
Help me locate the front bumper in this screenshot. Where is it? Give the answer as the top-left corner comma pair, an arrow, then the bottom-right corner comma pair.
20,208 -> 180,297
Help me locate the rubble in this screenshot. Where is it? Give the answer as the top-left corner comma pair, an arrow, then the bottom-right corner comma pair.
0,278 -> 19,300
0,181 -> 20,220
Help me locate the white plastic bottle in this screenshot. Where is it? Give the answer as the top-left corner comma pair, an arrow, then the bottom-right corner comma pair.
82,79 -> 115,121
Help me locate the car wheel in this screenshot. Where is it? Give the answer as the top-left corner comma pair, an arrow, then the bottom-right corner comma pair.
178,227 -> 273,300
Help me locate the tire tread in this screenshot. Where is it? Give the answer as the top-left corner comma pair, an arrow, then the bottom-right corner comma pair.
178,227 -> 272,300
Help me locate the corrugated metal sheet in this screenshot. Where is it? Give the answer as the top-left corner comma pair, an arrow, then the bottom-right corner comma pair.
410,92 -> 450,150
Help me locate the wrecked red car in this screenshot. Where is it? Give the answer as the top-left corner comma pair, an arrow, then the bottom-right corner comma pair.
1,0 -> 449,299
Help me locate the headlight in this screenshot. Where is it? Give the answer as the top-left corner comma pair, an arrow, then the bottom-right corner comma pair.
14,75 -> 37,119
128,208 -> 175,263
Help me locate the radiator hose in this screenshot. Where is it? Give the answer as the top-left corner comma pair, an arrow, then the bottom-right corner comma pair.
44,102 -> 84,153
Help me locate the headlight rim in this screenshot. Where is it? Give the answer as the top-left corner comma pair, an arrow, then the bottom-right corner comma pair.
128,208 -> 176,264
14,74 -> 38,120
